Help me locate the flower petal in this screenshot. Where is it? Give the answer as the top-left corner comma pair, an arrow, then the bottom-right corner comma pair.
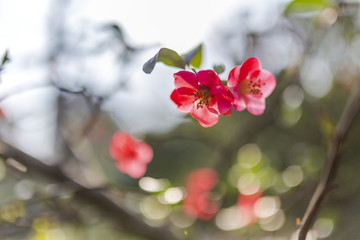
135,142 -> 153,164
174,71 -> 198,89
222,109 -> 232,116
227,65 -> 241,88
245,96 -> 266,115
240,57 -> 261,79
176,87 -> 195,95
218,86 -> 234,114
212,96 -> 233,115
190,106 -> 219,127
206,85 -> 234,114
197,70 -> 222,89
186,168 -> 218,192
232,90 -> 247,112
110,132 -> 135,160
170,90 -> 194,113
228,58 -> 261,88
116,160 -> 147,179
258,69 -> 276,98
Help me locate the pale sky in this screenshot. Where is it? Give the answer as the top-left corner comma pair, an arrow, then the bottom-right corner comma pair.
0,0 -> 285,159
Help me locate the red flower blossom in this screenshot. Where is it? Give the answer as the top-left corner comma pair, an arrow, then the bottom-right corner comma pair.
109,131 -> 153,179
182,168 -> 219,220
237,192 -> 262,226
228,58 -> 276,115
171,70 -> 234,127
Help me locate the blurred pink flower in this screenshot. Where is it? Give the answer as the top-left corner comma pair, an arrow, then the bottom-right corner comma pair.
171,70 -> 233,127
183,168 -> 219,220
186,168 -> 218,192
237,192 -> 262,226
228,58 -> 276,115
109,131 -> 153,178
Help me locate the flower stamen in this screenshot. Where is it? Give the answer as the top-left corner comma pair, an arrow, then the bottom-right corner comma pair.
191,86 -> 212,108
241,78 -> 263,96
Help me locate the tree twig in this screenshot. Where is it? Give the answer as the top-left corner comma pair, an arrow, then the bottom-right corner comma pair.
298,82 -> 360,240
0,139 -> 179,240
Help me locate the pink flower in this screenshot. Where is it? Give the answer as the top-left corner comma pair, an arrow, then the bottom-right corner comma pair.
183,192 -> 218,220
182,168 -> 219,220
109,131 -> 153,179
171,70 -> 234,127
186,168 -> 218,193
237,192 -> 262,226
228,58 -> 276,115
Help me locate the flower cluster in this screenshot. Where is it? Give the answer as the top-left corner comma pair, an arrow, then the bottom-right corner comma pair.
109,58 -> 276,179
171,57 -> 276,127
182,168 -> 219,220
109,131 -> 153,178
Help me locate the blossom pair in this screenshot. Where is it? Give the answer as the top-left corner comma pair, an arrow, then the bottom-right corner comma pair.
171,58 -> 276,127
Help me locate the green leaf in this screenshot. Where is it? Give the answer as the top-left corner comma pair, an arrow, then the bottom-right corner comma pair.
285,0 -> 331,15
1,50 -> 10,66
181,44 -> 202,68
143,48 -> 185,74
213,64 -> 225,75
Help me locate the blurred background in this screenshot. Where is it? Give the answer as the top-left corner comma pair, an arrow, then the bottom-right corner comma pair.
0,0 -> 360,239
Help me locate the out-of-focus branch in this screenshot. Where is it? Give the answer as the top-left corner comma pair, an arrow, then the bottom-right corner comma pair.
0,139 -> 179,240
298,82 -> 360,240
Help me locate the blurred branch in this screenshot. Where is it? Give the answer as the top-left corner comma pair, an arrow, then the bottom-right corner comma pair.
298,82 -> 360,240
82,96 -> 104,136
0,222 -> 29,238
0,140 -> 179,240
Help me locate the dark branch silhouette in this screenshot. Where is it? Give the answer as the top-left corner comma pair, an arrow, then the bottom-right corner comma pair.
298,82 -> 360,240
0,139 -> 179,240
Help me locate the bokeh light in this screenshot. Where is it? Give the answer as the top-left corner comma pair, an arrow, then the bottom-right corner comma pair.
158,187 -> 184,204
45,229 -> 66,240
139,177 -> 169,192
282,85 -> 304,109
169,209 -> 196,228
216,205 -> 246,231
282,165 -> 304,188
259,209 -> 285,231
300,57 -> 333,98
314,218 -> 334,239
140,195 -> 171,221
254,196 -> 281,219
237,144 -> 262,169
237,173 -> 261,195
14,179 -> 35,200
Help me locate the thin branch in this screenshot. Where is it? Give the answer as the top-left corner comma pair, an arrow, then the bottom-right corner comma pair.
298,82 -> 360,240
0,140 -> 179,240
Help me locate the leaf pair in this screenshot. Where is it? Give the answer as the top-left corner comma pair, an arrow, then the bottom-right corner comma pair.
143,45 -> 202,74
